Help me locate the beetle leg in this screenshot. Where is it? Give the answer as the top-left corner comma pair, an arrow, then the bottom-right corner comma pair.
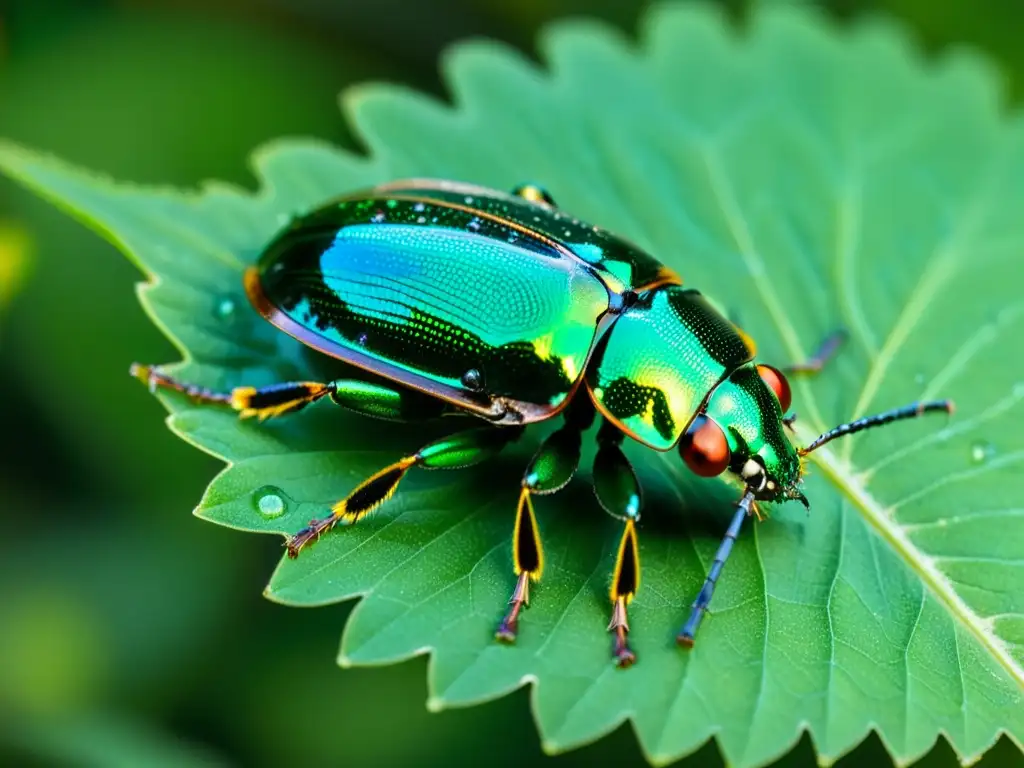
130,363 -> 330,419
287,427 -> 520,557
131,365 -> 448,422
783,329 -> 847,375
327,379 -> 448,421
677,487 -> 757,647
592,420 -> 642,667
496,397 -> 593,643
495,487 -> 544,642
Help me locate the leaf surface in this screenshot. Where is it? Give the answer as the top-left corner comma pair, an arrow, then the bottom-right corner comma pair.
1,5 -> 1023,766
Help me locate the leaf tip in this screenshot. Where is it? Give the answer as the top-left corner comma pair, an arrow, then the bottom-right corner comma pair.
425,696 -> 445,713
540,739 -> 561,756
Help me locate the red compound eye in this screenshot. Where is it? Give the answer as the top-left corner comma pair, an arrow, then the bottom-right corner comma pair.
757,364 -> 792,413
680,416 -> 731,477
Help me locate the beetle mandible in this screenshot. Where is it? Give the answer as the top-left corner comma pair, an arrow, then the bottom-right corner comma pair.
133,179 -> 952,667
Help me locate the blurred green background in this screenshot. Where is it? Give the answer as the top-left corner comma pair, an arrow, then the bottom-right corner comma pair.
1,1 -> 1022,766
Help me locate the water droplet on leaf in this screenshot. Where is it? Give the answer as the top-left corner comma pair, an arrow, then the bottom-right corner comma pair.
970,442 -> 995,464
214,296 -> 237,321
253,486 -> 288,518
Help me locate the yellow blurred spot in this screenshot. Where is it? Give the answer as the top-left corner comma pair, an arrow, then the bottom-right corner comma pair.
0,222 -> 30,312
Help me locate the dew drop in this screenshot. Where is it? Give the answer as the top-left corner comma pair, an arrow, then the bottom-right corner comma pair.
970,441 -> 996,464
214,296 -> 237,322
416,216 -> 426,224
252,486 -> 288,518
413,202 -> 426,213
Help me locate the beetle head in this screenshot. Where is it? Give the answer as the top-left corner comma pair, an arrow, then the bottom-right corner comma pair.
682,364 -> 805,506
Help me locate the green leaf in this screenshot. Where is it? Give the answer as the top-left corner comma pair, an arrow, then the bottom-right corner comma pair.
2,4 -> 1023,766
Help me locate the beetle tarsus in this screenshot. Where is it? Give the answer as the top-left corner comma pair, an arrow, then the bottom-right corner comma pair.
129,362 -> 233,405
608,596 -> 636,668
608,521 -> 640,667
286,516 -> 339,558
495,572 -> 530,643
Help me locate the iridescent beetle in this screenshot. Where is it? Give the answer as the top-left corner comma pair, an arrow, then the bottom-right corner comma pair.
133,179 -> 952,666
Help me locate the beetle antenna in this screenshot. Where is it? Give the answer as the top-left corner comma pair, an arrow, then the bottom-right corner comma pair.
799,400 -> 954,456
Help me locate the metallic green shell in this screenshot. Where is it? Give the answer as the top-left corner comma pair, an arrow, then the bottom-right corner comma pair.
586,286 -> 756,450
250,192 -> 611,423
374,179 -> 679,295
704,364 -> 802,487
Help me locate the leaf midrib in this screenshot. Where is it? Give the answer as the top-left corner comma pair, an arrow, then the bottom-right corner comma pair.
798,426 -> 1024,692
694,105 -> 1022,696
